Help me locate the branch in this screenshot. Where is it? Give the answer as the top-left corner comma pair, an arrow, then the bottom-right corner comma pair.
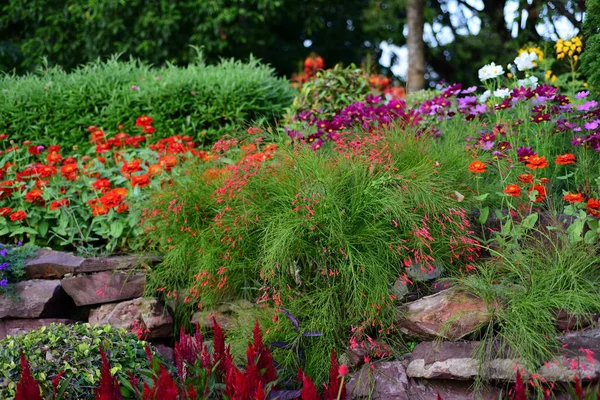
548,0 -> 581,29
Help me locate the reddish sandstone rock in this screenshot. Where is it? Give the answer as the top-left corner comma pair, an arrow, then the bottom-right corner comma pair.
0,318 -> 74,339
0,280 -> 66,318
25,249 -> 84,279
61,271 -> 145,306
88,297 -> 173,338
396,289 -> 495,341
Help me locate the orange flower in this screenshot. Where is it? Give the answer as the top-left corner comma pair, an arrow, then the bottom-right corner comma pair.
50,199 -> 69,210
90,129 -> 106,145
9,210 -> 27,221
131,174 -> 151,188
159,155 -> 178,171
111,188 -> 128,197
555,153 -> 576,165
526,155 -> 548,170
92,178 -> 111,191
503,184 -> 521,197
120,159 -> 142,177
87,199 -> 109,216
116,203 -> 129,213
528,184 -> 547,202
539,177 -> 550,184
469,161 -> 487,174
587,198 -> 600,218
563,192 -> 584,203
24,189 -> 44,204
148,164 -> 163,176
60,164 -> 78,181
46,152 -> 62,164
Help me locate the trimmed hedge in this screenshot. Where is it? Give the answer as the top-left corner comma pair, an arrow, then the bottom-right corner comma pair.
0,57 -> 295,148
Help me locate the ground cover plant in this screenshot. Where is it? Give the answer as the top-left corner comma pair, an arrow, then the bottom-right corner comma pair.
6,320 -> 348,400
0,116 -> 226,254
0,57 -> 294,149
0,241 -> 36,293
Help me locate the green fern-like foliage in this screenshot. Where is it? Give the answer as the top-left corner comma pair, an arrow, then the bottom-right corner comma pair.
581,0 -> 600,91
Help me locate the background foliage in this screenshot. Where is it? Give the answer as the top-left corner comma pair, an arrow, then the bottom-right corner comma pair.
0,57 -> 294,148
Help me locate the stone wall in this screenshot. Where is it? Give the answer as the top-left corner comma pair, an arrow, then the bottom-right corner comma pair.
0,249 -> 173,342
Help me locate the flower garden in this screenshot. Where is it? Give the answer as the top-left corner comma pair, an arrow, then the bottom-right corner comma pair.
1,20 -> 600,400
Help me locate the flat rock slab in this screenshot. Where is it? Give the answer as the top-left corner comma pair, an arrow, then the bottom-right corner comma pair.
88,297 -> 173,338
0,280 -> 65,318
346,361 -> 502,400
405,332 -> 600,382
396,288 -> 494,341
61,271 -> 146,306
0,318 -> 74,340
25,249 -> 84,279
26,249 -> 160,279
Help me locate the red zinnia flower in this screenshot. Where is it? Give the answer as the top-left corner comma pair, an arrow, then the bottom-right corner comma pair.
528,184 -> 547,202
46,152 -> 62,164
131,174 -> 151,188
563,193 -> 584,203
25,189 -> 44,204
503,184 -> 521,197
587,198 -> 600,218
526,155 -> 548,170
90,130 -> 106,145
92,178 -> 111,191
159,155 -> 178,171
9,210 -> 27,221
468,161 -> 487,174
135,116 -> 153,127
50,199 -> 69,210
555,153 -> 576,165
0,207 -> 12,216
142,125 -> 155,134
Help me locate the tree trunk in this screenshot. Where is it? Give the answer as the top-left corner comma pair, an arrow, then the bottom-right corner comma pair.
406,0 -> 426,92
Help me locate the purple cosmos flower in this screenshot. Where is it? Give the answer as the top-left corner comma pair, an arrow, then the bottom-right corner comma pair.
457,96 -> 477,109
571,135 -> 586,146
584,120 -> 600,130
577,101 -> 598,112
517,146 -> 536,163
461,86 -> 477,94
575,91 -> 590,99
478,141 -> 495,150
365,94 -> 382,105
285,129 -> 304,140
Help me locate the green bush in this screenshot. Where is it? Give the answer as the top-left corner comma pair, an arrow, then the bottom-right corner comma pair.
581,0 -> 600,92
286,64 -> 372,120
140,125 -> 477,380
0,57 -> 294,148
0,323 -> 155,400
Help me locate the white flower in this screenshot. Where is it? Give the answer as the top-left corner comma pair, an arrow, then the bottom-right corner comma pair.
479,90 -> 491,102
514,52 -> 538,71
517,76 -> 539,88
478,62 -> 505,82
493,88 -> 510,98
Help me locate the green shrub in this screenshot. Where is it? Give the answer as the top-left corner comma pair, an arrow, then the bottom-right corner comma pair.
460,235 -> 600,373
140,126 -> 478,380
581,0 -> 600,92
286,64 -> 372,120
0,57 -> 294,149
0,323 -> 155,400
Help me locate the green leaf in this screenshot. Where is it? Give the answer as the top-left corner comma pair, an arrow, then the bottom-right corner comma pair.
110,221 -> 124,238
38,221 -> 49,237
474,193 -> 489,201
477,207 -> 489,225
584,230 -> 598,244
521,213 -> 538,229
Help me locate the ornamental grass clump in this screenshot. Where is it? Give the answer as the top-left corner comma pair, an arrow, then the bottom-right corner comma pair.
141,125 -> 480,380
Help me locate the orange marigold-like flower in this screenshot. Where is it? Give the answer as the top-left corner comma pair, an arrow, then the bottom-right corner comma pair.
120,160 -> 142,177
92,178 -> 111,191
563,192 -> 584,203
60,164 -> 79,181
528,184 -> 547,202
90,130 -> 106,145
131,174 -> 151,188
116,203 -> 129,213
469,161 -> 487,174
587,198 -> 600,218
555,153 -> 576,165
9,210 -> 27,221
148,164 -> 163,176
24,189 -> 44,204
111,188 -> 128,197
88,199 -> 109,216
503,184 -> 521,197
159,155 -> 178,171
526,155 -> 548,170
50,199 -> 69,210
46,152 -> 62,164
